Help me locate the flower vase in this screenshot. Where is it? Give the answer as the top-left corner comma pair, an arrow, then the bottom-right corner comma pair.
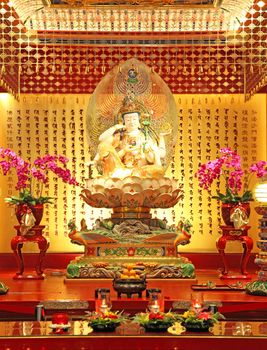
15,203 -> 44,226
221,202 -> 250,227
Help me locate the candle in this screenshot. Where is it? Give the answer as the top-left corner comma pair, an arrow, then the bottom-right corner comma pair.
149,300 -> 160,313
99,299 -> 110,314
191,293 -> 203,311
192,300 -> 202,310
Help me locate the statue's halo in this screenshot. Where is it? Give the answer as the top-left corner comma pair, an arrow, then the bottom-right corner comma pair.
86,58 -> 178,170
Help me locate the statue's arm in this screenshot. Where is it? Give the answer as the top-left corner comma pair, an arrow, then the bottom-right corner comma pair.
143,144 -> 156,163
99,124 -> 124,143
143,141 -> 164,165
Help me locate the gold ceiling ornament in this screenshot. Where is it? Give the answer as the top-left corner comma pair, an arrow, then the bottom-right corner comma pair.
243,0 -> 267,99
245,72 -> 267,101
58,0 -> 218,6
12,0 -> 254,32
11,0 -> 50,24
0,0 -> 266,98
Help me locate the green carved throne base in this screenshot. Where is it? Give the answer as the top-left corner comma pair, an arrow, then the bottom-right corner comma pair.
66,255 -> 195,279
67,218 -> 195,279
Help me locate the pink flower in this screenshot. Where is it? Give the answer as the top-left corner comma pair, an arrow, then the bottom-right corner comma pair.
195,148 -> 267,202
59,155 -> 69,165
31,167 -> 48,184
0,148 -> 79,201
33,155 -> 79,186
0,147 -> 30,190
250,161 -> 267,178
228,169 -> 243,192
195,158 -> 224,190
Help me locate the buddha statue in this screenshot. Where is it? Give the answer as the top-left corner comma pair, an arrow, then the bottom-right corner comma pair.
94,95 -> 170,179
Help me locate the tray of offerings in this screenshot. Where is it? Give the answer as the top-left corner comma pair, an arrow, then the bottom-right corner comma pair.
113,264 -> 146,298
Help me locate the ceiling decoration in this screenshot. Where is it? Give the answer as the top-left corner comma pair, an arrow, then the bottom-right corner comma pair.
0,0 -> 266,98
53,0 -> 217,5
14,0 -> 253,32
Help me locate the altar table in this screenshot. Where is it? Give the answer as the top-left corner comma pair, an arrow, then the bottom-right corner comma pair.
0,321 -> 266,350
216,225 -> 253,279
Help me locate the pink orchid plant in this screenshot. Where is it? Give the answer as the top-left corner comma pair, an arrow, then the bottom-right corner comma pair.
195,148 -> 267,203
0,147 -> 79,206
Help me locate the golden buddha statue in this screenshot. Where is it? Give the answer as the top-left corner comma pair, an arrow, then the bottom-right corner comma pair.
94,95 -> 170,179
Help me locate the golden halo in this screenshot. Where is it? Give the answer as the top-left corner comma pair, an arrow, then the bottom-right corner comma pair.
86,58 -> 178,170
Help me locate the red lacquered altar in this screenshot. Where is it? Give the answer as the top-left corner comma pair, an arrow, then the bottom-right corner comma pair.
1,262 -> 267,350
0,320 -> 267,350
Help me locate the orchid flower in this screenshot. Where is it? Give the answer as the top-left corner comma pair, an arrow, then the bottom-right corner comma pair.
0,147 -> 79,205
195,148 -> 267,203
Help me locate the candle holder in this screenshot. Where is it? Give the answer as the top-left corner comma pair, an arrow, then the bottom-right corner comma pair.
95,288 -> 112,314
190,292 -> 204,312
147,288 -> 164,313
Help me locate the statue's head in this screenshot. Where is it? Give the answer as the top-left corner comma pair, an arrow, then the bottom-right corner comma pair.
122,111 -> 140,131
116,95 -> 150,128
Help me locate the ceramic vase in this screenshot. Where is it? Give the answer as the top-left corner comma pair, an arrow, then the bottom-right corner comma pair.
15,203 -> 44,226
221,202 -> 250,226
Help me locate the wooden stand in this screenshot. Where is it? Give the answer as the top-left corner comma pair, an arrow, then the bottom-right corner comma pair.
10,225 -> 49,280
216,225 -> 253,279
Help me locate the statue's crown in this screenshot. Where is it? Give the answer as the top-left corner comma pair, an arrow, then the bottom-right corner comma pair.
119,95 -> 142,117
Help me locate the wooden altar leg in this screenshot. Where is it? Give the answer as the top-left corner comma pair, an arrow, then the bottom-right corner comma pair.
36,236 -> 50,276
216,236 -> 228,276
11,237 -> 24,276
240,236 -> 253,276
11,226 -> 48,280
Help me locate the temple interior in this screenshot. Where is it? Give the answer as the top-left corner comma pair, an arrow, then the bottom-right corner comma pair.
0,0 -> 267,349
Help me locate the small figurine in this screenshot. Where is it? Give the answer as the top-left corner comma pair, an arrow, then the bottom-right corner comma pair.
80,218 -> 88,231
174,218 -> 192,249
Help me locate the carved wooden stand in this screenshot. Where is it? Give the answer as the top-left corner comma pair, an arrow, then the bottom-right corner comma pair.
11,225 -> 49,280
216,225 -> 253,279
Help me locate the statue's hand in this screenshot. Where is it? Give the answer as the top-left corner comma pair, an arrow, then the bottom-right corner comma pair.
114,124 -> 125,131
